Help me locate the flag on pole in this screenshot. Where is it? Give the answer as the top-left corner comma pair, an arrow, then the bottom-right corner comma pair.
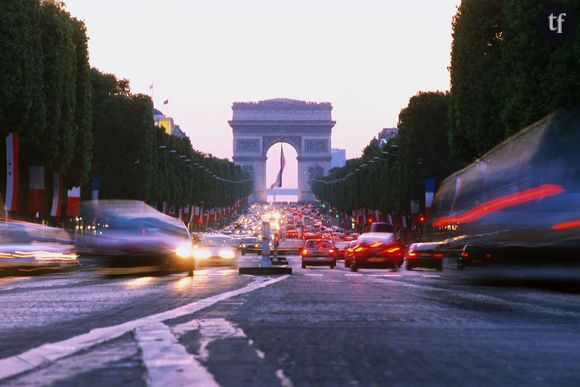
148,84 -> 154,90
28,166 -> 45,213
51,172 -> 63,217
163,99 -> 169,105
4,132 -> 19,212
66,187 -> 81,217
270,144 -> 286,189
91,176 -> 101,204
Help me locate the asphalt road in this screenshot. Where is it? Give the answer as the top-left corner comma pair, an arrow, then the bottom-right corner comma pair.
1,255 -> 580,386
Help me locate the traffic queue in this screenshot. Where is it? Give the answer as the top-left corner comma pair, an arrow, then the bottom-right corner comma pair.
0,201 -> 446,277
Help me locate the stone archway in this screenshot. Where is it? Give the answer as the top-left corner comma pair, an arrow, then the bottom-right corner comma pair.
230,99 -> 335,202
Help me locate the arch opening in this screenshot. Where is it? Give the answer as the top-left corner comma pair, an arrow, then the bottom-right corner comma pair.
265,142 -> 298,203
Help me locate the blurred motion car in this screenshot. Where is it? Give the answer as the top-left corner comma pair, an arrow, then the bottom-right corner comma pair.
301,239 -> 336,269
0,220 -> 78,272
193,234 -> 239,267
76,200 -> 195,275
348,233 -> 404,272
405,242 -> 444,271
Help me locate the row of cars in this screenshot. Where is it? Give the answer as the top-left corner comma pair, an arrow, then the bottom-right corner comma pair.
300,226 -> 445,272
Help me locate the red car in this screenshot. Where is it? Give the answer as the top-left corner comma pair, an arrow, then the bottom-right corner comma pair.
348,233 -> 404,272
301,239 -> 336,269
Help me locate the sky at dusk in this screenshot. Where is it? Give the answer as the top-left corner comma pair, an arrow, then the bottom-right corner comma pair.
62,0 -> 461,193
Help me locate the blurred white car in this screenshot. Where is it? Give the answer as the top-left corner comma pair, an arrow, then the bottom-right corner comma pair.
76,200 -> 195,274
0,220 -> 78,271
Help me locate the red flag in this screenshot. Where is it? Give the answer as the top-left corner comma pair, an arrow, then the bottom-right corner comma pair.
66,187 -> 81,217
4,132 -> 19,212
28,166 -> 45,213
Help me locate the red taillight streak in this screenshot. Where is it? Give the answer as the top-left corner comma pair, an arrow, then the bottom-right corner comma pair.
433,253 -> 444,258
329,249 -> 334,253
407,251 -> 417,257
552,219 -> 580,230
433,184 -> 565,227
461,251 -> 469,257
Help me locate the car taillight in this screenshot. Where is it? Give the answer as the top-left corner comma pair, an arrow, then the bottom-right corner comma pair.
354,246 -> 367,253
385,244 -> 403,257
433,252 -> 444,258
370,242 -> 383,248
461,251 -> 469,258
407,251 -> 417,257
329,249 -> 334,253
302,249 -> 308,256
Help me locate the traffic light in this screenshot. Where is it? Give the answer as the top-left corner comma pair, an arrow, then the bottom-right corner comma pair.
419,214 -> 425,223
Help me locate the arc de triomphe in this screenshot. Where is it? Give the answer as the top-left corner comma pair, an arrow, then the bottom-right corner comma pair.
230,99 -> 335,202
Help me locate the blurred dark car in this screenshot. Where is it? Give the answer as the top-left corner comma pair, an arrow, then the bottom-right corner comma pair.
193,234 -> 239,267
333,241 -> 350,260
238,236 -> 261,255
348,232 -> 404,272
0,220 -> 78,272
405,242 -> 444,271
301,239 -> 336,269
76,200 -> 195,275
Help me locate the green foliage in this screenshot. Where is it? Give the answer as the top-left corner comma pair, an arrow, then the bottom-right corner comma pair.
449,0 -> 504,162
313,92 -> 452,215
449,0 -> 580,164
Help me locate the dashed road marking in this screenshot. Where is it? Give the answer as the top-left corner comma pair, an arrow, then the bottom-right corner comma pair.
0,275 -> 290,381
136,322 -> 218,387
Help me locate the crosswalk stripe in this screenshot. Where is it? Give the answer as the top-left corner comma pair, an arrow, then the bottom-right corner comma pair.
136,322 -> 218,387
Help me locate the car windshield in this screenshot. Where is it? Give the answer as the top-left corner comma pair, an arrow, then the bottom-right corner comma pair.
305,240 -> 333,249
201,236 -> 234,246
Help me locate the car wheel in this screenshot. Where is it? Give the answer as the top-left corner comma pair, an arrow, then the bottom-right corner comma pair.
302,263 -> 306,269
436,263 -> 443,271
345,259 -> 351,268
330,264 -> 335,269
350,263 -> 358,272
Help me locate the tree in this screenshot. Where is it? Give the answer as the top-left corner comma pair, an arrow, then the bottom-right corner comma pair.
449,0 -> 504,163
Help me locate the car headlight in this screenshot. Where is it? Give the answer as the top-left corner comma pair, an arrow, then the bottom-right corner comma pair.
240,243 -> 246,248
218,249 -> 235,259
175,243 -> 193,259
192,248 -> 211,259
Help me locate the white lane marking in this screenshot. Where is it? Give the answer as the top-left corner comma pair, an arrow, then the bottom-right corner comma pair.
304,273 -> 324,277
136,322 -> 218,387
173,318 -> 249,361
172,318 -> 294,387
6,331 -> 138,386
0,275 -> 290,381
373,277 -> 580,317
344,273 -> 362,277
276,369 -> 295,387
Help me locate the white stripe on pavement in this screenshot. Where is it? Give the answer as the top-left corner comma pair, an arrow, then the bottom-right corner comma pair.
172,318 -> 294,387
136,322 -> 218,387
0,275 -> 290,381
